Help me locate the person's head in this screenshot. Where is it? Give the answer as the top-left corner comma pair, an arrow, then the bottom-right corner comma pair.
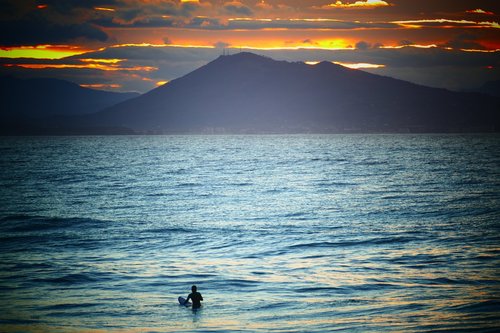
191,285 -> 197,292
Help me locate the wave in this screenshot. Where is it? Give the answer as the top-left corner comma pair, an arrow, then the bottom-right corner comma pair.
413,277 -> 471,285
0,214 -> 109,233
254,301 -> 289,311
41,303 -> 100,311
281,211 -> 309,219
33,272 -> 116,286
448,300 -> 500,313
212,278 -> 262,288
287,235 -> 414,250
175,182 -> 202,187
145,227 -> 192,234
295,286 -> 342,293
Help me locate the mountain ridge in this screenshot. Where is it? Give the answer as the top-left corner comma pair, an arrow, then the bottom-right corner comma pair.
0,76 -> 140,134
5,52 -> 500,134
88,52 -> 498,133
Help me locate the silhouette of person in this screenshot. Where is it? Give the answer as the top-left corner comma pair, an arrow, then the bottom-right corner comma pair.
186,285 -> 203,309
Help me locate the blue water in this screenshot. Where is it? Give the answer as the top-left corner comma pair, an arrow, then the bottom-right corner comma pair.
0,134 -> 499,332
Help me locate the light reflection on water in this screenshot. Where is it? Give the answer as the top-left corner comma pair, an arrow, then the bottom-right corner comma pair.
0,134 -> 499,332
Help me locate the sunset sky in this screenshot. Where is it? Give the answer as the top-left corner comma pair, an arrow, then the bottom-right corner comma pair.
1,0 -> 499,93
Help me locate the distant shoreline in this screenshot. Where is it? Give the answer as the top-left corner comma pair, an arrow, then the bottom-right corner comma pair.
2,128 -> 499,136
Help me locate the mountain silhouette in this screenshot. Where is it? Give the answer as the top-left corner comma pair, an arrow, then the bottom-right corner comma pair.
86,52 -> 499,133
478,79 -> 500,98
6,52 -> 500,134
1,76 -> 138,134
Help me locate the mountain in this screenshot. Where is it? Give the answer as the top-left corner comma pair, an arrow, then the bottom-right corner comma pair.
478,80 -> 500,98
11,52 -> 500,134
84,52 -> 499,133
1,76 -> 139,134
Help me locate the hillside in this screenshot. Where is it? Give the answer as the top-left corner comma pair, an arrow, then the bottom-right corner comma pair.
7,53 -> 500,134
1,76 -> 139,134
87,52 -> 499,133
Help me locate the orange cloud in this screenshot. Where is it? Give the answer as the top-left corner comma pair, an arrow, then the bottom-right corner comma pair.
333,61 -> 385,69
80,83 -> 122,89
393,19 -> 500,29
381,44 -> 438,49
324,0 -> 390,9
466,9 -> 494,15
305,61 -> 385,69
94,7 -> 115,12
0,45 -> 92,59
109,43 -> 214,49
4,63 -> 157,72
80,58 -> 124,64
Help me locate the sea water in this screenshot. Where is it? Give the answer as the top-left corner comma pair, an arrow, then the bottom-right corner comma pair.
0,134 -> 499,332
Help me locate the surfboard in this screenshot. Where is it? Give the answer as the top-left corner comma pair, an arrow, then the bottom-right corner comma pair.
178,296 -> 191,306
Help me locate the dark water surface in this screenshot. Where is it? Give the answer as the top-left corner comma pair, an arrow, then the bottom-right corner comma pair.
0,135 -> 499,332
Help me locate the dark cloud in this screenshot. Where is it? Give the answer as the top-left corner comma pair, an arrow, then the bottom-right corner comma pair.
355,41 -> 371,50
91,15 -> 400,31
399,40 -> 414,46
223,2 -> 253,16
185,16 -> 222,29
93,16 -> 175,28
174,18 -> 400,31
214,41 -> 231,48
224,19 -> 397,30
0,0 -> 200,42
34,0 -> 120,13
0,0 -> 114,45
354,41 -> 384,50
0,16 -> 108,46
440,33 -> 486,50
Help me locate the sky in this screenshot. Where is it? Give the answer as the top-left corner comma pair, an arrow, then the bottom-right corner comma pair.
1,0 -> 499,93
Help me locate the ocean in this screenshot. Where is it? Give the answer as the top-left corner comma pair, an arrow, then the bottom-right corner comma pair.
0,134 -> 499,332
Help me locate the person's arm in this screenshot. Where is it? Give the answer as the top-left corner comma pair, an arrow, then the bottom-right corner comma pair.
200,294 -> 203,301
185,294 -> 191,304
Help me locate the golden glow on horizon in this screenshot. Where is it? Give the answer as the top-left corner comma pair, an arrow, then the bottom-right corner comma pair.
325,0 -> 390,9
106,42 -> 499,53
305,61 -> 385,69
4,63 -> 157,72
316,39 -> 352,49
381,44 -> 438,49
94,7 -> 115,12
461,48 -> 500,53
235,45 -> 354,51
0,45 -> 90,59
333,61 -> 385,69
37,4 -> 47,9
289,18 -> 343,22
109,43 -> 214,49
80,83 -> 122,89
80,58 -> 124,64
393,19 -> 500,29
96,16 -> 500,53
466,9 -> 494,15
231,37 -> 353,50
227,18 -> 273,22
156,80 -> 169,86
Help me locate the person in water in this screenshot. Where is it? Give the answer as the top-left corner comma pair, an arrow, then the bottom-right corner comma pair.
186,285 -> 203,308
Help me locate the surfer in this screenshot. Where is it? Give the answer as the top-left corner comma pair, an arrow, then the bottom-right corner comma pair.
185,285 -> 203,308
